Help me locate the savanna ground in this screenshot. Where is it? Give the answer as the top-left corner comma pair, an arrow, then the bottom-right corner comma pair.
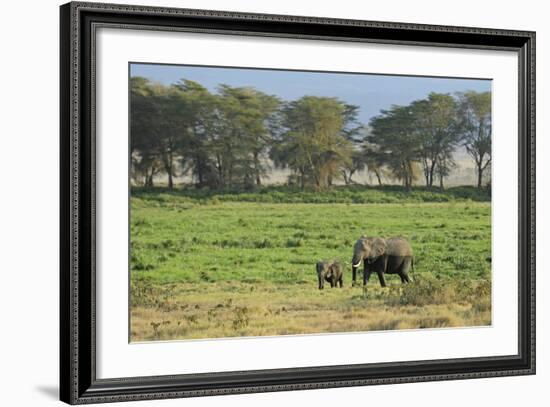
130,185 -> 491,341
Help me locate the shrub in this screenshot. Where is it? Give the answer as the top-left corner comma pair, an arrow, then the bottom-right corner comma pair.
254,238 -> 273,249
286,238 -> 304,248
386,276 -> 491,308
131,184 -> 490,205
388,276 -> 455,306
232,306 -> 250,330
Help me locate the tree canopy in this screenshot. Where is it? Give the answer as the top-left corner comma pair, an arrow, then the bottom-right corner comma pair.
130,76 -> 491,191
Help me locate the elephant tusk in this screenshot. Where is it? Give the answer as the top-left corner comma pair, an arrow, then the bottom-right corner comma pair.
352,260 -> 362,268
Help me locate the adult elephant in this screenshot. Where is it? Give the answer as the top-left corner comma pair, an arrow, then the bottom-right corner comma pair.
351,236 -> 413,287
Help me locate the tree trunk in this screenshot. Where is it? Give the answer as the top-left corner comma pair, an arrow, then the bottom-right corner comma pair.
313,168 -> 322,190
422,159 -> 430,187
342,171 -> 350,185
195,155 -> 204,186
315,176 -> 322,190
167,154 -> 174,190
477,165 -> 483,189
146,167 -> 154,187
167,171 -> 173,190
301,169 -> 305,189
406,162 -> 413,192
215,155 -> 224,187
348,169 -> 356,185
439,174 -> 444,190
429,160 -> 437,188
374,170 -> 382,186
228,162 -> 233,188
254,152 -> 262,186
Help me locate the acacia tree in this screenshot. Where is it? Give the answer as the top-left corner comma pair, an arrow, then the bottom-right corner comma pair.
340,123 -> 368,185
362,143 -> 386,186
173,79 -> 220,188
341,150 -> 366,185
131,79 -> 281,190
131,75 -> 485,191
130,77 -> 168,187
272,96 -> 354,189
215,85 -> 280,188
155,86 -> 188,190
435,148 -> 456,190
368,105 -> 422,191
412,93 -> 460,188
456,91 -> 492,188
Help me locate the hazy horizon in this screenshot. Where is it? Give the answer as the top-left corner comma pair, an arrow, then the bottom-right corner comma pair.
130,63 -> 491,125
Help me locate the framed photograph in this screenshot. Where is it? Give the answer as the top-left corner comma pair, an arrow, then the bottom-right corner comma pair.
60,1 -> 535,404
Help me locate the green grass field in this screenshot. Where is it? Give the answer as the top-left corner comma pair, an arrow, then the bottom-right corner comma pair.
130,186 -> 491,341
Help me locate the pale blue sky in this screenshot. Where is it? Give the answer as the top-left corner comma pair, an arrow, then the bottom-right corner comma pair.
130,63 -> 491,123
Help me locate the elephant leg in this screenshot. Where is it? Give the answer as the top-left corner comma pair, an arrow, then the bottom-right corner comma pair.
339,276 -> 343,288
397,271 -> 410,283
382,255 -> 389,275
362,261 -> 371,286
376,271 -> 387,287
369,256 -> 386,287
330,277 -> 335,288
400,257 -> 412,284
363,270 -> 372,286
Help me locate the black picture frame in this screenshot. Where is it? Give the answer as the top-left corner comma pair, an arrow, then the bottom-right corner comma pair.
60,1 -> 536,404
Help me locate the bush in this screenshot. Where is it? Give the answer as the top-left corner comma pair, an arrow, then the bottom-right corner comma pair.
387,277 -> 455,306
286,238 -> 304,248
130,184 -> 490,205
386,276 -> 490,307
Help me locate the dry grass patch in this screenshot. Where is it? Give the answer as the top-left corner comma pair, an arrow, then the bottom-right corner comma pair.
130,280 -> 490,341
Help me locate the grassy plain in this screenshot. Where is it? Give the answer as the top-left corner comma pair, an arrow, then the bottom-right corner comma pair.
130,186 -> 491,341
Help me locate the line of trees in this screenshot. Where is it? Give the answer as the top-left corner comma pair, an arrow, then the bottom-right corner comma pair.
130,76 -> 491,191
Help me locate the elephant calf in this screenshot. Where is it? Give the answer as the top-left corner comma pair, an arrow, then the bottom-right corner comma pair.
351,236 -> 413,287
316,260 -> 343,290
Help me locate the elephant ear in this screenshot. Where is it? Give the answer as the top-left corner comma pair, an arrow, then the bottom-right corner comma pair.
371,238 -> 387,257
